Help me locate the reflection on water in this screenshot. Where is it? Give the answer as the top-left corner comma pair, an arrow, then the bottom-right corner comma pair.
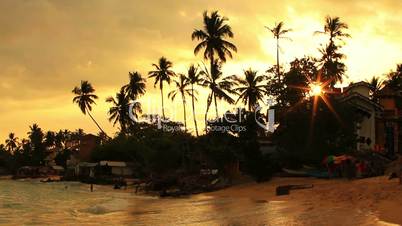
0,180 -> 393,225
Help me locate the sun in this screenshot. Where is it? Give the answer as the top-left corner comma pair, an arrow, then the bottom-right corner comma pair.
309,83 -> 323,96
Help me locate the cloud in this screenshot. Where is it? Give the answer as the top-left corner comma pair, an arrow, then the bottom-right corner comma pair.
0,0 -> 402,140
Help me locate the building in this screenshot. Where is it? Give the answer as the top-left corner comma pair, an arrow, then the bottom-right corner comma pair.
99,161 -> 134,177
65,134 -> 101,177
78,134 -> 101,161
338,82 -> 383,151
376,84 -> 402,156
336,81 -> 402,156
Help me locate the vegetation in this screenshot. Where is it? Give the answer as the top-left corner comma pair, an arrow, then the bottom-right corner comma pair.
2,11 -> 402,188
148,57 -> 176,119
186,64 -> 203,136
366,76 -> 384,102
72,81 -> 107,136
168,74 -> 193,131
266,21 -> 292,80
315,16 -> 350,86
232,69 -> 266,111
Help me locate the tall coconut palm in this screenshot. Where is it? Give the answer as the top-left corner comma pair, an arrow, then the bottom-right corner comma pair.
106,88 -> 132,133
148,57 -> 175,119
232,69 -> 266,111
316,16 -> 350,44
168,74 -> 193,131
123,71 -> 146,100
266,21 -> 292,80
5,133 -> 18,153
316,16 -> 350,86
192,10 -> 237,87
366,76 -> 383,102
72,81 -> 107,136
201,60 -> 236,123
186,64 -> 203,136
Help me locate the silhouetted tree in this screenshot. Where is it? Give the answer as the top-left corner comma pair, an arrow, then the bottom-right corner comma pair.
148,57 -> 175,119
232,69 -> 266,111
266,21 -> 292,80
192,10 -> 237,92
201,60 -> 236,122
123,71 -> 146,100
106,88 -> 133,133
168,74 -> 193,130
316,16 -> 350,86
5,133 -> 18,153
44,131 -> 56,148
186,64 -> 203,136
72,81 -> 108,136
386,64 -> 402,91
366,76 -> 384,102
28,123 -> 45,165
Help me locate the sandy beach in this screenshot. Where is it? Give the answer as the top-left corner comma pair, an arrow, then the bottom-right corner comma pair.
206,176 -> 402,225
1,176 -> 402,225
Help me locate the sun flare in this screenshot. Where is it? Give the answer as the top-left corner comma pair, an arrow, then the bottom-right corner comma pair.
309,83 -> 323,96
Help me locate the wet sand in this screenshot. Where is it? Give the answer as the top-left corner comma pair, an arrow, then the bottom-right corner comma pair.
207,176 -> 402,225
1,177 -> 402,225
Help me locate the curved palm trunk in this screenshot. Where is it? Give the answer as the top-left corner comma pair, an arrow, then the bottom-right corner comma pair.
182,95 -> 187,131
276,37 -> 280,82
160,85 -> 165,119
214,94 -> 219,118
205,94 -> 212,131
191,84 -> 199,136
86,110 -> 108,137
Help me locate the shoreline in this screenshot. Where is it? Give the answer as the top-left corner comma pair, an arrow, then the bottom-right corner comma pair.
4,175 -> 402,224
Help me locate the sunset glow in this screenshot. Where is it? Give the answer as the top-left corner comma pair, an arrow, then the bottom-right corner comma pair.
1,0 -> 402,140
309,83 -> 324,96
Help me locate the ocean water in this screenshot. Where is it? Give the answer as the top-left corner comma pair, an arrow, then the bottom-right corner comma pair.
0,180 -> 391,226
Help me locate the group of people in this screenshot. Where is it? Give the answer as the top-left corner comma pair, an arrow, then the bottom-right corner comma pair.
324,155 -> 368,179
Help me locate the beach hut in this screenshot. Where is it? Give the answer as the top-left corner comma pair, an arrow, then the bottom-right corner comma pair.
99,161 -> 133,177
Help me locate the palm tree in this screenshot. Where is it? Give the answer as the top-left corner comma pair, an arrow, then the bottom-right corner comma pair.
201,60 -> 236,122
266,21 -> 292,80
316,16 -> 350,44
186,64 -> 203,136
5,133 -> 18,153
44,131 -> 56,148
123,71 -> 146,100
55,130 -> 66,149
192,10 -> 237,85
148,57 -> 175,119
28,124 -> 44,147
72,81 -> 107,136
386,64 -> 402,91
366,76 -> 383,102
27,123 -> 46,165
232,69 -> 266,111
72,128 -> 85,140
168,74 -> 193,130
316,16 -> 350,86
106,88 -> 135,133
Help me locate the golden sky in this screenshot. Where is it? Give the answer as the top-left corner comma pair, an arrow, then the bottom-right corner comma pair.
1,0 -> 402,141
